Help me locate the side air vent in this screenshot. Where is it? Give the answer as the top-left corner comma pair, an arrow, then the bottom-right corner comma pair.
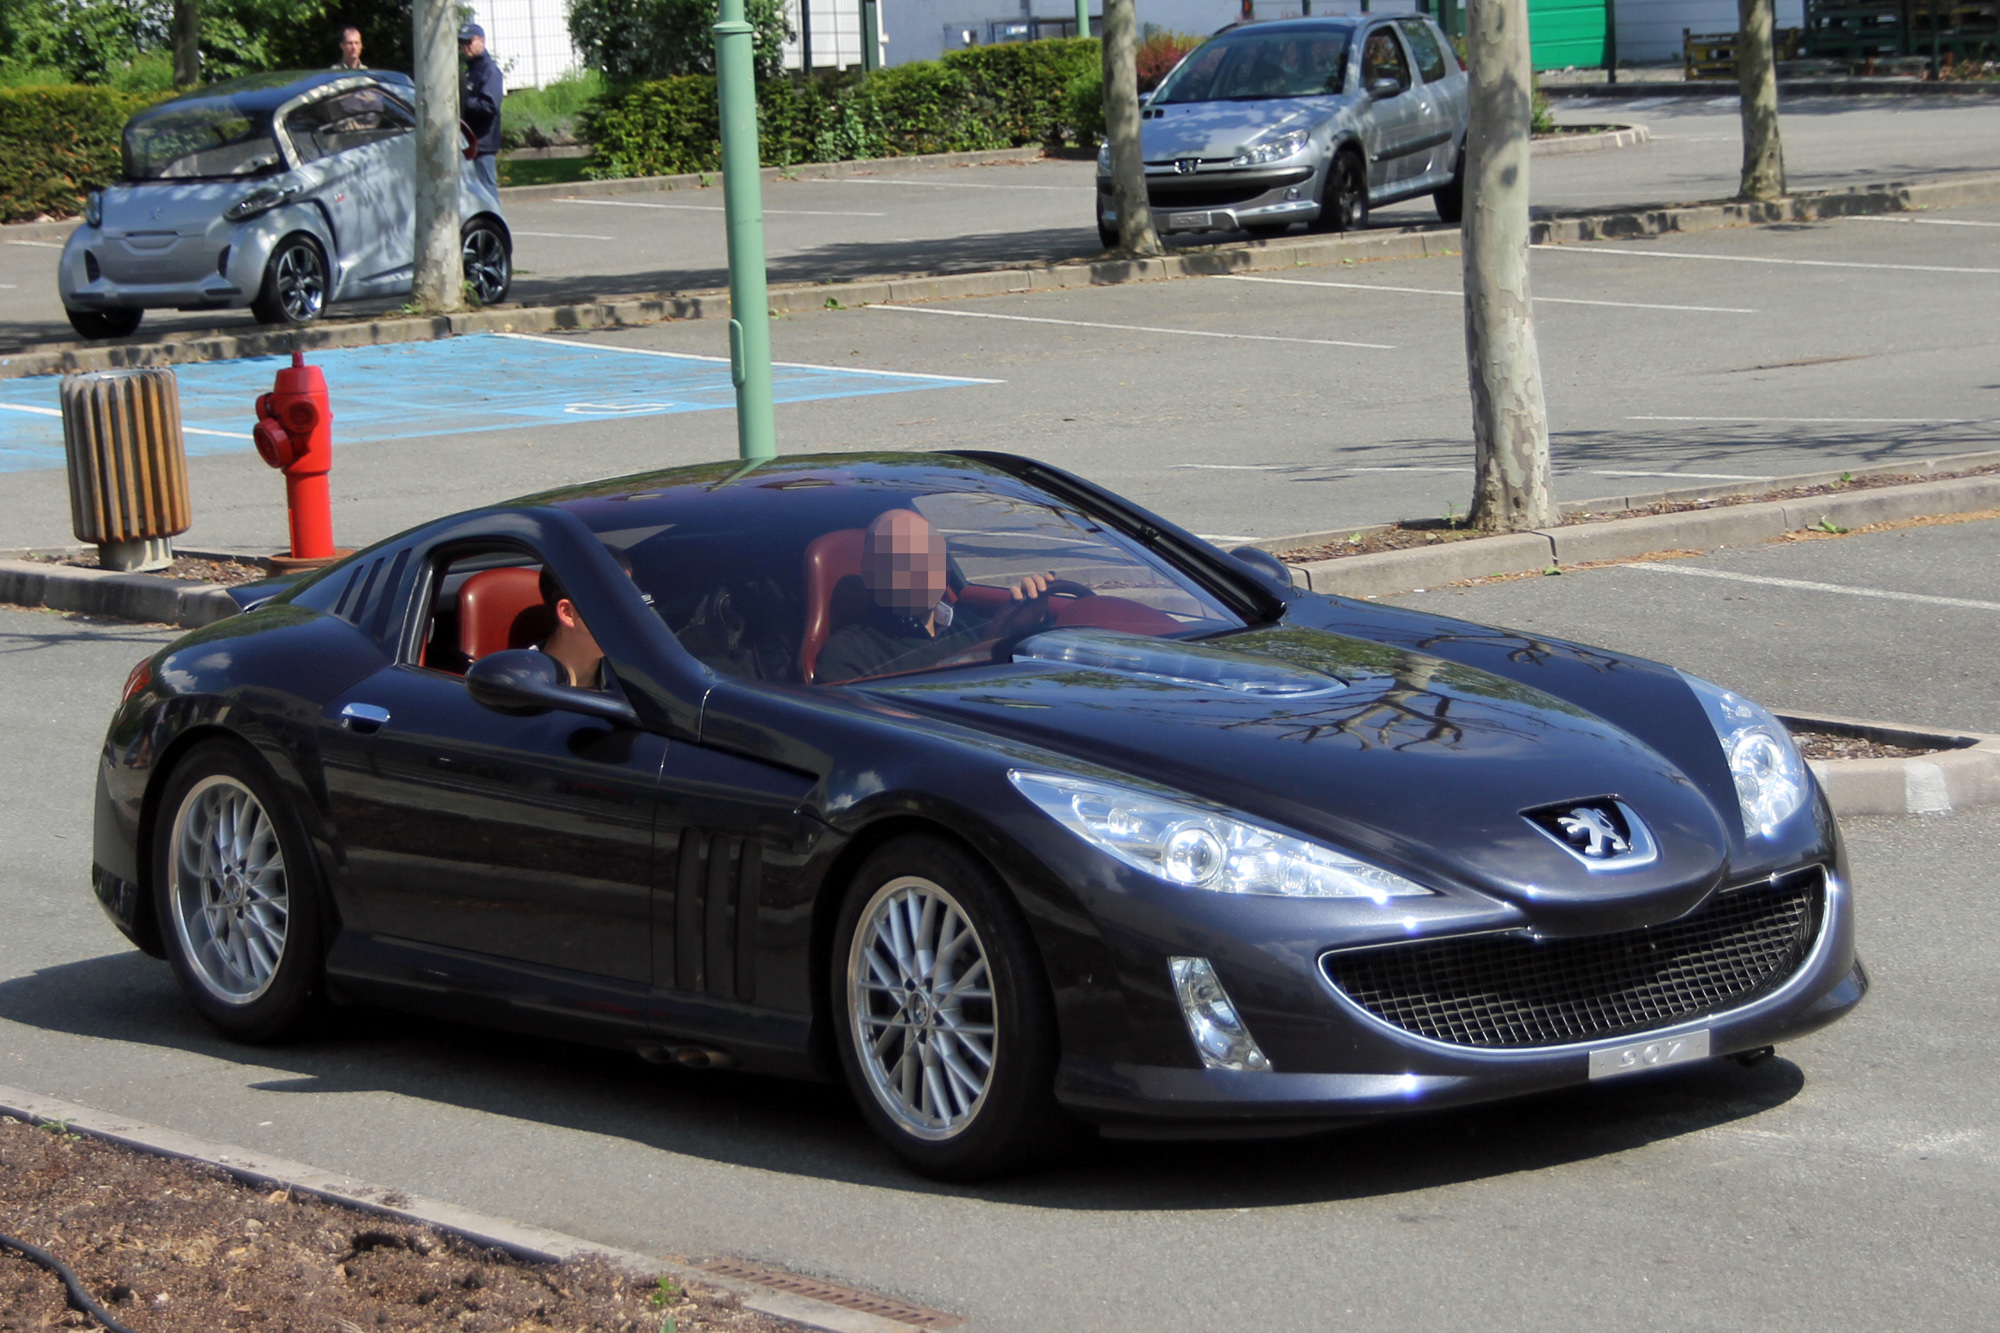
669,829 -> 760,1003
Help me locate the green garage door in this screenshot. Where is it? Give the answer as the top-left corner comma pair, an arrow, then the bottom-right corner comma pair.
1530,0 -> 1608,70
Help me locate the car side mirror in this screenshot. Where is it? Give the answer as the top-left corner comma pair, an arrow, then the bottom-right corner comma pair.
465,648 -> 640,727
1368,76 -> 1404,99
1230,545 -> 1297,588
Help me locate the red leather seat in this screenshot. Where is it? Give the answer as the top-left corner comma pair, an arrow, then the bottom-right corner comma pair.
458,566 -> 552,664
801,529 -> 867,683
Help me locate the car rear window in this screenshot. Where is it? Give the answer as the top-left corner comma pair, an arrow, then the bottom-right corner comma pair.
1153,27 -> 1354,104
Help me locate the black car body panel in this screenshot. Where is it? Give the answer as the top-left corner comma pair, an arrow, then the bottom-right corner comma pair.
92,451 -> 1863,1133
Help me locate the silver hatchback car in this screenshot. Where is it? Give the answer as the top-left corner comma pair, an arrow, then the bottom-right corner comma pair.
1097,16 -> 1468,245
59,70 -> 512,340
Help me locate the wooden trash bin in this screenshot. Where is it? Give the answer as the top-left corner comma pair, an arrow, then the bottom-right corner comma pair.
60,367 -> 193,573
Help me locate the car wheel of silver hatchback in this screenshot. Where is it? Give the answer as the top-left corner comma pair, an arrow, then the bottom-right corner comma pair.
1315,151 -> 1368,233
251,235 -> 327,326
461,218 -> 512,305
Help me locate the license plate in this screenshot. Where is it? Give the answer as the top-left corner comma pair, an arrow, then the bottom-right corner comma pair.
1168,211 -> 1212,230
1587,1029 -> 1710,1079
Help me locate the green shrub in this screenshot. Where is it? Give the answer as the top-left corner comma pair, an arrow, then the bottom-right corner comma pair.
1135,30 -> 1202,93
0,84 -> 163,222
1065,68 -> 1103,145
501,67 -> 606,148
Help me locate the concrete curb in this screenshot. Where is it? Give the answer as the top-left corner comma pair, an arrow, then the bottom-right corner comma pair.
1778,711 -> 2000,817
1549,79 -> 2000,99
1286,472 -> 2000,599
0,1084 -> 937,1333
8,167 -> 1999,380
0,558 -> 238,627
1530,124 -> 1650,156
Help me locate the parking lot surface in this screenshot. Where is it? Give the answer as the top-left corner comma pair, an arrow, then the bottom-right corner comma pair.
3,197 -> 1995,553
2,516 -> 1995,1331
2,93 -> 1996,348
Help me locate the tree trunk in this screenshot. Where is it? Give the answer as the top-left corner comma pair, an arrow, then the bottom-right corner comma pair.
1735,0 -> 1785,201
1462,0 -> 1554,533
171,0 -> 199,88
411,0 -> 463,313
1100,0 -> 1160,257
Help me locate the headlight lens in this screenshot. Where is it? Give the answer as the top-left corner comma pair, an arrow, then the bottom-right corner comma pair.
84,191 -> 103,227
1009,770 -> 1434,900
1231,128 -> 1310,167
224,185 -> 293,222
1679,672 -> 1810,837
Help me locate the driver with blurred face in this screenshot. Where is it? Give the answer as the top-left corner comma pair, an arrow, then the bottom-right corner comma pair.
814,509 -> 1051,684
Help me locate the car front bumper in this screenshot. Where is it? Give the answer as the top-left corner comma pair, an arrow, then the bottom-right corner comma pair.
1098,162 -> 1323,234
59,224 -> 266,313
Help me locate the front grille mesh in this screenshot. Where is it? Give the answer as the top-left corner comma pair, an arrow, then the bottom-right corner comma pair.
1323,871 -> 1823,1048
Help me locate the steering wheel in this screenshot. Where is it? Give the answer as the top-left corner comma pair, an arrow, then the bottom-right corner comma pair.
1041,579 -> 1095,599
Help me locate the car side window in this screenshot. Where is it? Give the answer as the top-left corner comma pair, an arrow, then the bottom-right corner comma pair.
1361,28 -> 1411,92
284,88 -> 414,164
413,549 -> 551,676
1399,20 -> 1450,83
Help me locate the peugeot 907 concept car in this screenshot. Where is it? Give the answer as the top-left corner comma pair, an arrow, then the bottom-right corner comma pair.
92,453 -> 1864,1178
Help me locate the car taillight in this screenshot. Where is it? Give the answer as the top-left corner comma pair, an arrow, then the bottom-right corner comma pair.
122,658 -> 152,703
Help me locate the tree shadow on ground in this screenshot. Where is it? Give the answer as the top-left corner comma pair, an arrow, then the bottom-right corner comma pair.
0,951 -> 1805,1211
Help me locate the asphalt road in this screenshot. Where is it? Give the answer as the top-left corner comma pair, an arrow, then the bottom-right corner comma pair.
4,195 -> 1996,552
1,516 -> 1995,1330
3,92 -> 1998,348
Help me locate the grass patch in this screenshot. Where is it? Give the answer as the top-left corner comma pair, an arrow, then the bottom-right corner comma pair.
499,154 -> 596,187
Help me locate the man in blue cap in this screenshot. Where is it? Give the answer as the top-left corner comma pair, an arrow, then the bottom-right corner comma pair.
459,22 -> 504,193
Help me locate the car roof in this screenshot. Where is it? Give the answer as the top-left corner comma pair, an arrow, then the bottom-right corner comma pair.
129,69 -> 414,124
1209,17 -> 1361,37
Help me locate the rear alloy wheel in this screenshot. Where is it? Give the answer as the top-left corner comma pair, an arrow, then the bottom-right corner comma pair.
461,217 -> 512,305
1315,151 -> 1368,233
832,836 -> 1072,1179
65,307 -> 143,340
153,741 -> 323,1041
251,234 -> 327,326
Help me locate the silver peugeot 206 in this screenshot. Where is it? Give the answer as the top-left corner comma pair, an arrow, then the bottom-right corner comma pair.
1097,16 -> 1468,246
59,70 -> 512,340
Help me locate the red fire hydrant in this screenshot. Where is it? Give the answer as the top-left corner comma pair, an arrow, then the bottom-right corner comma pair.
253,351 -> 335,560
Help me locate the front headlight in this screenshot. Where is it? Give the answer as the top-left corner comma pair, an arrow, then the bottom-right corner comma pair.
1009,770 -> 1434,900
224,185 -> 294,222
1679,672 -> 1810,837
1231,128 -> 1310,167
1096,140 -> 1112,171
84,191 -> 103,227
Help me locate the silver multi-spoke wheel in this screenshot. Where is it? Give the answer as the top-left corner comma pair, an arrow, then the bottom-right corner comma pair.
273,242 -> 325,322
461,222 -> 510,305
168,775 -> 290,1005
847,876 -> 997,1141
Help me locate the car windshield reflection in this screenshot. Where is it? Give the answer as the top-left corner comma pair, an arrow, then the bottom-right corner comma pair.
1153,26 -> 1354,104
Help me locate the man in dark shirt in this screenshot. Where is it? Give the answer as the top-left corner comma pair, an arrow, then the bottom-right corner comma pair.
815,509 -> 1051,684
459,23 -> 504,193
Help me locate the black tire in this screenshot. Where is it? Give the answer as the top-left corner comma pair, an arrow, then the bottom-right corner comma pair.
461,216 -> 512,305
1097,217 -> 1119,251
250,234 -> 328,326
1313,150 -> 1369,233
66,307 -> 143,340
1434,149 -> 1466,224
151,740 -> 324,1042
830,834 -> 1073,1180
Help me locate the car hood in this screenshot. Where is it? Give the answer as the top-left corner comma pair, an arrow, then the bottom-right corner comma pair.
99,178 -> 271,236
861,626 -> 1735,935
1140,100 -> 1330,161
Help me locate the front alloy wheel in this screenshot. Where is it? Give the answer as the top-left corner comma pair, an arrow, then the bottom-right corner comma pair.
461,218 -> 512,305
251,235 -> 327,325
1316,151 -> 1368,233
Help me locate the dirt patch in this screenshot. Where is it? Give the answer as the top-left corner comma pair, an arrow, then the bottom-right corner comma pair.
1787,729 -> 1945,761
0,1117 -> 790,1333
23,551 -> 272,586
1278,463 -> 2000,564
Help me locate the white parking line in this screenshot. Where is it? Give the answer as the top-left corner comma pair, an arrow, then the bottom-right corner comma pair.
1846,215 -> 2000,228
822,178 -> 1083,192
1627,562 -> 2000,611
493,331 -> 1003,383
558,198 -> 886,218
1171,462 -> 1467,472
867,305 -> 1396,350
0,401 -> 251,439
1533,243 -> 2000,276
3,239 -> 61,248
511,230 -> 615,240
1631,414 -> 1977,424
1218,273 -> 1756,313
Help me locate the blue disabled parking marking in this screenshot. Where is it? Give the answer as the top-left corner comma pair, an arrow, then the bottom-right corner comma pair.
0,332 -> 999,473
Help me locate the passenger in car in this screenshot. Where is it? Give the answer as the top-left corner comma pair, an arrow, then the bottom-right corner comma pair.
815,509 -> 1052,685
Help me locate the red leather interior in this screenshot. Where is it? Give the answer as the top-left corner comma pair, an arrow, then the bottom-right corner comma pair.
801,528 -> 867,683
1049,595 -> 1182,634
458,566 -> 552,663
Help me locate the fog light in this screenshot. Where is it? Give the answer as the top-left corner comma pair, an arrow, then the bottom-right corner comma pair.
1169,957 -> 1272,1072
1284,186 -> 1301,200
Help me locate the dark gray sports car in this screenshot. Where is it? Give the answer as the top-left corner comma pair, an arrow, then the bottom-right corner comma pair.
92,452 -> 1864,1178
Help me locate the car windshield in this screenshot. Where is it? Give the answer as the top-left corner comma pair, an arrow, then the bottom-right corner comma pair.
124,99 -> 283,180
1153,26 -> 1353,104
558,460 -> 1247,687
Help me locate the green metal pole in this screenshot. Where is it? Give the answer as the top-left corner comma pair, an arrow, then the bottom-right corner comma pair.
714,0 -> 775,462
861,0 -> 880,72
1075,0 -> 1089,39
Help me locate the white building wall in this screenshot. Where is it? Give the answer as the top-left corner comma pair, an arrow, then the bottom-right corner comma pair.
884,0 -> 1425,68
782,0 -> 883,70
1616,0 -> 1807,65
468,0 -> 584,88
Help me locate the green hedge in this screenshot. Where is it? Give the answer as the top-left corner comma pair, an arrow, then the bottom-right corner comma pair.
0,85 -> 162,223
583,37 -> 1100,180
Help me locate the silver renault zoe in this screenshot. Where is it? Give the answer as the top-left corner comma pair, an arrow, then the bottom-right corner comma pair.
1097,16 -> 1469,245
59,70 -> 512,340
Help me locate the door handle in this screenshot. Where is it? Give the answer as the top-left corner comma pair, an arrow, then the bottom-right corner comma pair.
340,702 -> 391,733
